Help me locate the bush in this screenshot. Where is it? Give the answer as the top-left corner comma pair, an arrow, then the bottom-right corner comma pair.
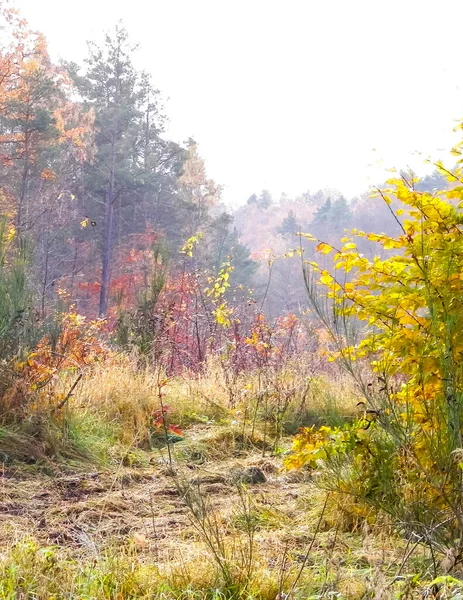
288,156 -> 463,557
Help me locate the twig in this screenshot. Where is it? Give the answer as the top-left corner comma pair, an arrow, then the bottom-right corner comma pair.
54,373 -> 83,411
394,533 -> 423,580
157,371 -> 172,467
288,493 -> 330,598
149,491 -> 159,562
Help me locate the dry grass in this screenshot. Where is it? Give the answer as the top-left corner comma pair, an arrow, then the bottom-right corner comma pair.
0,462 -> 438,599
72,356 -> 160,445
57,352 -> 361,447
69,355 -> 234,447
0,442 -> 425,599
0,358 -> 448,599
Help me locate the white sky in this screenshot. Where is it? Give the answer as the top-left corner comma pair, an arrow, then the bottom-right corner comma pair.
15,0 -> 463,206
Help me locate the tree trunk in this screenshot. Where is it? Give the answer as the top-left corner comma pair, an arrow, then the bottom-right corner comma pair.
99,187 -> 114,317
99,134 -> 117,317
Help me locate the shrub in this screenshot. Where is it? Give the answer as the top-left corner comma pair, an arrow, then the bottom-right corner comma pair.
287,154 -> 463,556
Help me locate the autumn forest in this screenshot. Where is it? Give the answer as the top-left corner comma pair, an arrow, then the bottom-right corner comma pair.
2,2 -> 463,599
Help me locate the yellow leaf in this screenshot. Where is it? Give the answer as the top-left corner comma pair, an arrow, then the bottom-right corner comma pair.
299,232 -> 316,241
367,233 -> 382,242
316,242 -> 333,255
320,271 -> 333,285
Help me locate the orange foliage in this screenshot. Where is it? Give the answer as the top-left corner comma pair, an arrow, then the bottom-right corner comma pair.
17,312 -> 107,403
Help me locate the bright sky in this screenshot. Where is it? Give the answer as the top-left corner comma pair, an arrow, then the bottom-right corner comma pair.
15,0 -> 463,205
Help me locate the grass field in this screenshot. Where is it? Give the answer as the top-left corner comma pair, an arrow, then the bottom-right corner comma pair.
0,360 -> 458,599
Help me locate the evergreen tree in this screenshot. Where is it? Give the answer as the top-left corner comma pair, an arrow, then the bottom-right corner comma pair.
207,212 -> 257,288
277,210 -> 299,238
257,189 -> 272,209
312,197 -> 332,225
246,190 -> 272,209
70,25 -> 185,316
70,25 -> 142,315
122,72 -> 186,250
415,170 -> 449,193
226,231 -> 258,288
330,196 -> 351,229
311,196 -> 352,233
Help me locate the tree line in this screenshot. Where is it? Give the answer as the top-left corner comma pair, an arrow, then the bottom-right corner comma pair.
0,4 -> 256,320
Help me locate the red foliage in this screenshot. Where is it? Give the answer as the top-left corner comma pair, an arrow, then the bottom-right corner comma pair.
151,405 -> 183,437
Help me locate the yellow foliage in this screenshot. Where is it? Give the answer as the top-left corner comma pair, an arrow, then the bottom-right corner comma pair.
290,155 -> 463,527
316,241 -> 333,254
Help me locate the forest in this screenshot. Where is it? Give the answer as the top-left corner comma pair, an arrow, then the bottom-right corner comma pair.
2,2 -> 463,599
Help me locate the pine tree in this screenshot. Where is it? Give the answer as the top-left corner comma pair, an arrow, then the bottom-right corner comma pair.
246,190 -> 272,209
277,210 -> 299,238
312,197 -> 332,225
208,213 -> 257,288
226,230 -> 258,288
330,196 -> 351,229
70,26 -> 150,316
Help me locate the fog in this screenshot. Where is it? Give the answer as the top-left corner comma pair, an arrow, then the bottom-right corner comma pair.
17,0 -> 463,205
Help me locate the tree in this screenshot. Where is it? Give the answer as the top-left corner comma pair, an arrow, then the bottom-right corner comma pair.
246,190 -> 272,209
226,232 -> 258,289
330,196 -> 351,229
310,196 -> 352,235
277,210 -> 299,238
290,161 -> 463,548
298,189 -> 325,207
257,189 -> 272,209
0,9 -> 89,237
415,169 -> 448,193
119,72 -> 185,249
0,5 -> 94,317
70,26 -> 148,316
177,139 -> 221,236
246,193 -> 258,206
208,213 -> 257,288
311,197 -> 332,225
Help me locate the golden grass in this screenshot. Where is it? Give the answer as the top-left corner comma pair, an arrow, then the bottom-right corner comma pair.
67,353 -> 360,450
0,468 -> 437,600
0,357 -> 443,599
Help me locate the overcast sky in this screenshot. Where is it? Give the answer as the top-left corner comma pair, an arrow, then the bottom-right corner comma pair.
15,0 -> 463,206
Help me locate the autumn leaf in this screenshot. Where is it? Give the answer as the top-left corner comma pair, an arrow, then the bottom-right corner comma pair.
319,271 -> 333,285
168,424 -> 184,437
299,232 -> 316,241
316,242 -> 333,254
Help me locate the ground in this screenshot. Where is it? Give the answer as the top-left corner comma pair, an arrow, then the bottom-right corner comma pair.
0,420 -> 447,599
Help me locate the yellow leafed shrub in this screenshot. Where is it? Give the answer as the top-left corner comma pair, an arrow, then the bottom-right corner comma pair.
287,144 -> 463,549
